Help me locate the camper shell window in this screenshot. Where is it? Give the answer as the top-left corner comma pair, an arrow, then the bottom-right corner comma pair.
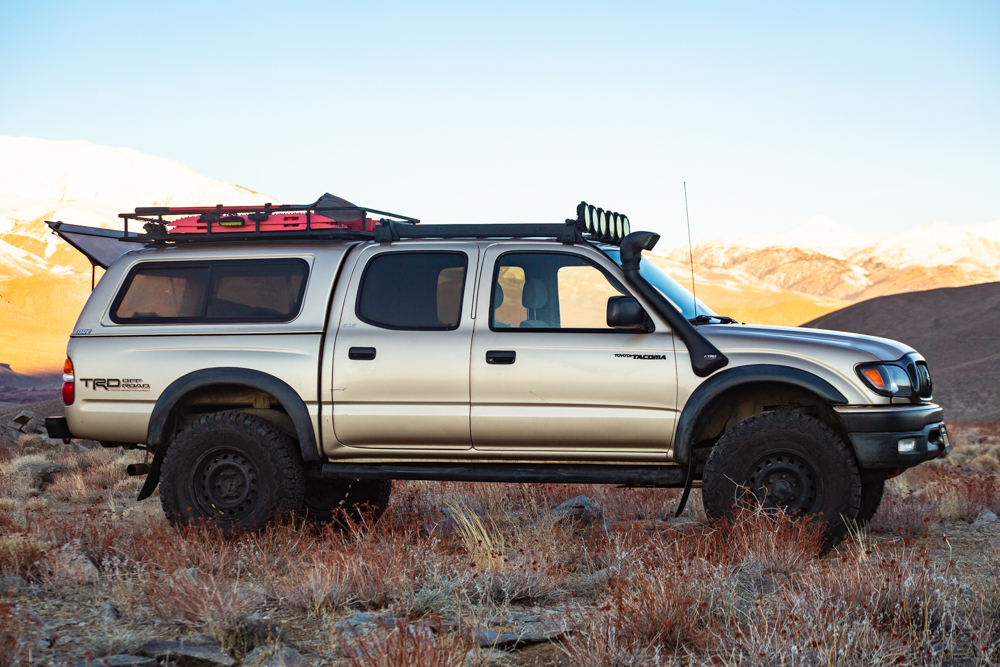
111,259 -> 309,324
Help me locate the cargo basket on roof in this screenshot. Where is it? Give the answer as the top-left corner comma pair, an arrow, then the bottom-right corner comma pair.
121,193 -> 420,243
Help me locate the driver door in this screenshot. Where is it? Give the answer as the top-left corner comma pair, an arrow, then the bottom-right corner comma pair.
470,245 -> 678,455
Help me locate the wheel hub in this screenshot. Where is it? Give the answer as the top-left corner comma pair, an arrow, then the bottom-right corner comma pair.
742,452 -> 818,513
194,449 -> 257,518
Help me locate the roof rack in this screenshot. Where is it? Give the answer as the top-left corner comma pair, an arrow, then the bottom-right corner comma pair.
118,192 -> 420,243
114,195 -> 629,248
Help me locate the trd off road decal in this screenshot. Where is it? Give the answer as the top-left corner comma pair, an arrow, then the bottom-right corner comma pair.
79,378 -> 151,392
614,353 -> 667,360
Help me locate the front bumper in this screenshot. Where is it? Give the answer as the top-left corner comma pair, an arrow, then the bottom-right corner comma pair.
835,403 -> 949,469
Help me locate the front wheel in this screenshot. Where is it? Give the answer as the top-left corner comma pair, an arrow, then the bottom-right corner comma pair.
702,411 -> 861,547
160,411 -> 305,532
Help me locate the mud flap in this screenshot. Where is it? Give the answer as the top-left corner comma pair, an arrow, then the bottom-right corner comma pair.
137,447 -> 167,501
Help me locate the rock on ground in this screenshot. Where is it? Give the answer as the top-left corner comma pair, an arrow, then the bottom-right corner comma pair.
549,495 -> 602,526
243,647 -> 308,667
138,640 -> 235,667
42,539 -> 99,584
71,656 -> 157,667
473,626 -> 566,650
23,461 -> 68,491
334,612 -> 401,637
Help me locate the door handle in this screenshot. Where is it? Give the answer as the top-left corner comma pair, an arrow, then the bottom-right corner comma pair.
349,347 -> 376,361
486,350 -> 516,365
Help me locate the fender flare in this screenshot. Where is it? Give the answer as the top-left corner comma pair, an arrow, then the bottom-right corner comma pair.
138,368 -> 320,501
147,367 -> 320,460
672,364 -> 848,465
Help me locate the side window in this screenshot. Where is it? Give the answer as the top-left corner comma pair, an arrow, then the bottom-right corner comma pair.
491,253 -> 628,330
112,260 -> 308,323
357,252 -> 468,330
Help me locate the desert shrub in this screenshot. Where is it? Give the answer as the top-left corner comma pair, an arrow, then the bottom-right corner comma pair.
275,523 -> 430,614
337,620 -> 471,667
28,507 -> 132,567
143,566 -> 262,648
709,503 -> 825,574
905,466 -> 1000,522
562,561 -> 714,665
0,533 -> 44,577
869,481 -> 936,534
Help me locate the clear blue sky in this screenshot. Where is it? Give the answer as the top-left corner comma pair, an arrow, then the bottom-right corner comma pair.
1,0 -> 997,246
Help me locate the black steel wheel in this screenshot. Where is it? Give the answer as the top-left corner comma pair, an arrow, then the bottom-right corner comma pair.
741,450 -> 820,514
192,448 -> 259,521
160,411 -> 304,532
702,411 -> 861,547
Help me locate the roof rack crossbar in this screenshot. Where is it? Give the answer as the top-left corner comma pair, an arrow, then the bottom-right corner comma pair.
373,221 -> 583,244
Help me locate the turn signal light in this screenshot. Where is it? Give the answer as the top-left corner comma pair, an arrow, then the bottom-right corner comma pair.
861,368 -> 885,389
62,357 -> 75,405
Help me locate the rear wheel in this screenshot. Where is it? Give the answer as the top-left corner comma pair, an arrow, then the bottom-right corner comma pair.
303,477 -> 392,524
160,411 -> 304,532
702,411 -> 862,547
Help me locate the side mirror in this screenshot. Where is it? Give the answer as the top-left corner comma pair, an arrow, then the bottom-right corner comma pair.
607,296 -> 647,329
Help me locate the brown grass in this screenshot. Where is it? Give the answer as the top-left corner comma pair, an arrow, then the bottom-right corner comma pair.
0,602 -> 31,667
0,422 -> 998,665
337,619 -> 472,667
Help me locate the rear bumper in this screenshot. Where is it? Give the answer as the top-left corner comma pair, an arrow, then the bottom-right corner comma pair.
835,404 -> 949,469
45,416 -> 74,440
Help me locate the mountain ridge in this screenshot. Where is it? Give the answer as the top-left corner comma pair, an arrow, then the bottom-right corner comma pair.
663,216 -> 1000,304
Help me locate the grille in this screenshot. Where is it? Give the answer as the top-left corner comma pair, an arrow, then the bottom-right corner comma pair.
915,362 -> 933,398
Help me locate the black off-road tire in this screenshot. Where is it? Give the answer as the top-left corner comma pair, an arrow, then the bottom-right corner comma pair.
160,411 -> 305,532
702,411 -> 862,547
303,478 -> 392,525
855,479 -> 886,527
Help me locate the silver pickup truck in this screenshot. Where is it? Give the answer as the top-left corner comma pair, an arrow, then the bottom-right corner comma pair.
45,196 -> 948,543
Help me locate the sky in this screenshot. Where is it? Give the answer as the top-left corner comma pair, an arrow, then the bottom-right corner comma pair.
1,1 -> 998,247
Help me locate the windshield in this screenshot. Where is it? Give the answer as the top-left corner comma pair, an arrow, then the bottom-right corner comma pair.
604,249 -> 717,319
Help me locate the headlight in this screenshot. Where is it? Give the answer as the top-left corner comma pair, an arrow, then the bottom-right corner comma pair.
856,362 -> 913,397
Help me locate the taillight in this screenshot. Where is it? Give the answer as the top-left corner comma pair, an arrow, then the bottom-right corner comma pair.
62,357 -> 75,405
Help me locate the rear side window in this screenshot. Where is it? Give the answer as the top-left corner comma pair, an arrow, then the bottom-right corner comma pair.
112,259 -> 309,324
356,252 -> 467,330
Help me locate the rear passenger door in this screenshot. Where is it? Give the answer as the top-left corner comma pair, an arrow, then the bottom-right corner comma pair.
331,244 -> 478,449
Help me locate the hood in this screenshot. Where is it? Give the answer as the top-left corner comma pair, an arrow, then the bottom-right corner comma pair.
702,323 -> 915,362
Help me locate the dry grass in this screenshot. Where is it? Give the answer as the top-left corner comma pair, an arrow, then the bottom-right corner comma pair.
0,421 -> 998,665
0,534 -> 45,578
0,602 -> 31,667
336,619 -> 472,667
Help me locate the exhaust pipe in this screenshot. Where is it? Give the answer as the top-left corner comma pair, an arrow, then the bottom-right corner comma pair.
126,463 -> 150,477
619,231 -> 728,377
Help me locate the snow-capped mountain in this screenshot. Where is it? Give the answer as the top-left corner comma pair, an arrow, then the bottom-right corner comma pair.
0,135 -> 273,232
665,217 -> 1000,303
0,136 -> 278,374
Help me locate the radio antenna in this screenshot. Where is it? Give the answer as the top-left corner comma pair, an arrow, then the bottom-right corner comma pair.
683,182 -> 698,318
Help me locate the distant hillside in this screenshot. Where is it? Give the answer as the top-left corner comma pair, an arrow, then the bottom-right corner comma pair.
805,282 -> 1000,423
0,136 -> 277,373
664,216 -> 1000,304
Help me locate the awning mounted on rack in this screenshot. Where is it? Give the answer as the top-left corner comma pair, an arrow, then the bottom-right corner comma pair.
46,221 -> 142,270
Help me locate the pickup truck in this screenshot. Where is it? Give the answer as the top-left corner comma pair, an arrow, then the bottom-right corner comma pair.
45,196 -> 949,543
